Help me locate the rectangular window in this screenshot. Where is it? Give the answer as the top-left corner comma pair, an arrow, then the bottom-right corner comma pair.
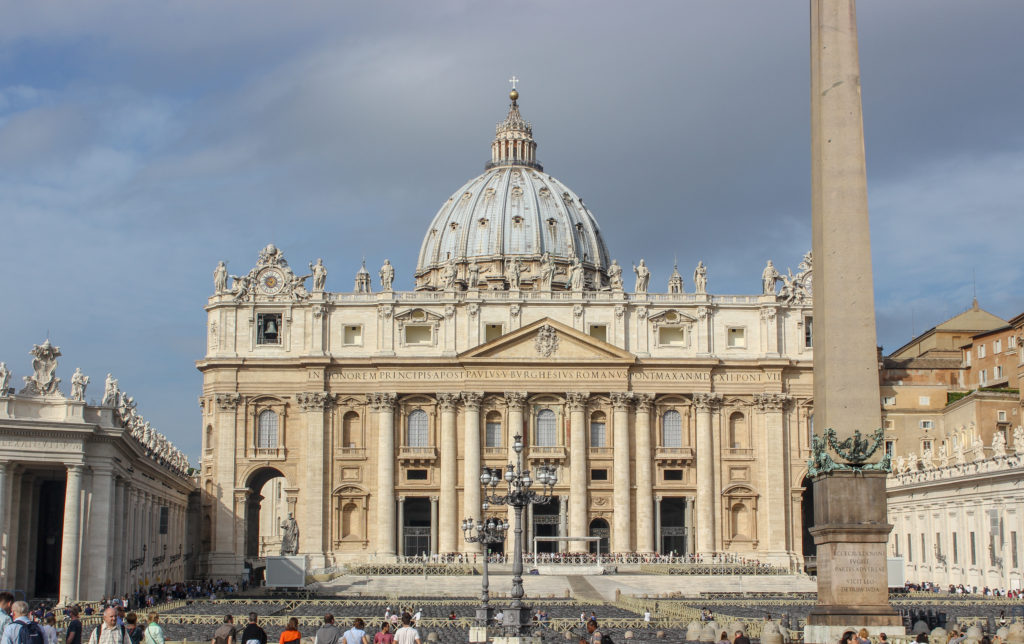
995,365 -> 1003,379
882,396 -> 896,406
407,469 -> 428,481
918,396 -> 930,406
970,532 -> 976,566
922,439 -> 933,452
953,533 -> 958,564
256,313 -> 282,345
343,325 -> 363,346
995,339 -> 1002,353
1010,335 -> 1017,348
998,410 -> 1008,422
590,469 -> 608,481
804,317 -> 813,348
978,344 -> 986,358
919,420 -> 933,430
965,350 -> 971,366
485,421 -> 502,448
980,369 -> 988,385
404,325 -> 432,346
884,440 -> 894,456
907,534 -> 913,562
589,325 -> 608,342
1013,531 -> 1019,569
663,469 -> 683,481
485,324 -> 504,343
659,327 -> 686,346
921,533 -> 927,563
727,327 -> 746,348
536,410 -> 557,447
590,421 -> 606,448
159,507 -> 169,535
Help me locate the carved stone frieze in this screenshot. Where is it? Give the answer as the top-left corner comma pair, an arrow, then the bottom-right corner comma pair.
369,392 -> 397,410
534,325 -> 559,357
565,391 -> 590,411
297,391 -> 333,411
215,393 -> 242,411
461,391 -> 483,410
436,392 -> 460,410
692,392 -> 722,411
759,307 -> 777,320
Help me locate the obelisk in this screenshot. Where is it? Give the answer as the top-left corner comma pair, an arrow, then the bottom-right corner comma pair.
805,1 -> 903,642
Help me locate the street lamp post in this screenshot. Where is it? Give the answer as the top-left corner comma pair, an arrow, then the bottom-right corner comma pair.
481,434 -> 558,637
462,514 -> 509,626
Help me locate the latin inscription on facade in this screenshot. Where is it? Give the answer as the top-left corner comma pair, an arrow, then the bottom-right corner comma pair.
827,544 -> 887,604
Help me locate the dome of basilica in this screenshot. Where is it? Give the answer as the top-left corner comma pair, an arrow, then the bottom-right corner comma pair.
414,90 -> 612,291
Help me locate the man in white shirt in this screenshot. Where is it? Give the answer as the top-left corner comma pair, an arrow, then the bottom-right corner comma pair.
393,616 -> 419,644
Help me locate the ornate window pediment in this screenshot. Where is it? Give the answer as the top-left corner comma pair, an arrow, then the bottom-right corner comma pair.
396,308 -> 443,348
649,309 -> 696,329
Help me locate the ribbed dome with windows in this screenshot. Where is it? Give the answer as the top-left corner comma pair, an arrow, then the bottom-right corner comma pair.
414,88 -> 612,291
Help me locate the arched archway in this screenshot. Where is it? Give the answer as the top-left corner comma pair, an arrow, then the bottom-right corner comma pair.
588,518 -> 610,555
244,467 -> 289,559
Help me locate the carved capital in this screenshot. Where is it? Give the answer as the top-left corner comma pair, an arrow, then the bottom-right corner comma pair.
753,392 -> 791,411
436,392 -> 460,411
636,306 -> 648,320
573,304 -> 584,318
759,307 -> 777,321
370,392 -> 397,411
510,304 -> 521,318
443,304 -> 456,319
297,391 -> 332,411
461,391 -> 484,410
377,305 -> 393,320
215,393 -> 241,411
504,391 -> 527,409
610,392 -> 634,410
692,392 -> 722,412
467,303 -> 479,317
565,391 -> 590,411
634,393 -> 654,412
696,306 -> 711,320
614,304 -> 625,319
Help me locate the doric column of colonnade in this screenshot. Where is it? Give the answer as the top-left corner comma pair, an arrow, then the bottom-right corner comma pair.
58,463 -> 84,604
372,392 -> 398,557
694,393 -> 722,555
461,392 -> 484,552
610,393 -> 633,553
0,461 -> 8,589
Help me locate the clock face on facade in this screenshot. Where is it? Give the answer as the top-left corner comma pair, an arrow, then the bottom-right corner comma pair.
260,269 -> 285,295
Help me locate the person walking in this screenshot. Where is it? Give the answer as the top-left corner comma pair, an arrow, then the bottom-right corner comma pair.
718,632 -> 730,644
123,615 -> 143,644
212,615 -> 235,644
42,614 -> 59,644
241,614 -> 267,644
86,608 -> 128,644
392,615 -> 419,644
279,619 -> 301,644
373,623 -> 393,644
0,593 -> 14,640
342,620 -> 368,644
143,614 -> 164,644
313,615 -> 341,644
2,602 -> 45,644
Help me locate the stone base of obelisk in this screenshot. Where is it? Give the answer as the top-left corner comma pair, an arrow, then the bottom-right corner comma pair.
489,607 -> 540,644
804,471 -> 904,644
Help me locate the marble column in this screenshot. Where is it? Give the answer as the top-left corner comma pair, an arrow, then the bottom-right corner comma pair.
611,392 -> 633,553
634,395 -> 655,553
686,498 -> 696,555
429,495 -> 439,557
694,393 -> 721,555
298,392 -> 329,559
397,497 -> 406,557
504,392 -> 527,538
113,481 -> 125,592
86,467 -> 116,598
373,393 -> 398,557
59,464 -> 84,603
558,496 -> 568,553
461,393 -> 483,553
0,461 -> 8,588
756,394 -> 791,556
437,392 -> 460,554
566,392 -> 589,550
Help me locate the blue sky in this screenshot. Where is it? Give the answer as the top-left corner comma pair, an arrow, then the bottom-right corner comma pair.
2,1 -> 1022,462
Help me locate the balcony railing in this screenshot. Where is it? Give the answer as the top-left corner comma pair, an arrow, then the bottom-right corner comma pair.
723,448 -> 754,459
655,446 -> 695,461
527,446 -> 566,461
588,447 -> 613,458
335,447 -> 367,460
253,447 -> 285,460
483,447 -> 506,458
397,446 -> 437,461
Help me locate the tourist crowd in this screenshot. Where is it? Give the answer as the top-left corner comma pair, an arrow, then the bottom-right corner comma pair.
0,593 -> 167,644
903,582 -> 1024,598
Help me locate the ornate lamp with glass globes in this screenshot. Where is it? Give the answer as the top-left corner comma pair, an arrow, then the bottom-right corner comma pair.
461,511 -> 508,627
480,433 -> 558,638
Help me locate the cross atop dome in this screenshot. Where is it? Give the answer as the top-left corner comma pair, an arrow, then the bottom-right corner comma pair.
509,75 -> 519,90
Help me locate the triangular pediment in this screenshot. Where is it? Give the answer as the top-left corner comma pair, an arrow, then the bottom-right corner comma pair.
459,318 -> 635,363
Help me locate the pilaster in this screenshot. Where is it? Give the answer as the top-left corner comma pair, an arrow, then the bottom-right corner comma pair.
297,391 -> 332,559
437,392 -> 460,554
371,392 -> 398,557
610,392 -> 633,553
694,393 -> 721,555
461,392 -> 484,553
634,394 -> 655,553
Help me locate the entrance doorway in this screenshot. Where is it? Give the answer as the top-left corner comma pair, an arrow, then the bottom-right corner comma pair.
402,497 -> 431,557
532,496 -> 560,553
244,467 -> 288,559
34,480 -> 65,596
588,518 -> 610,555
659,497 -> 689,555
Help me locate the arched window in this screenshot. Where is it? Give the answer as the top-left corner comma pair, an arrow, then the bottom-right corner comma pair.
257,410 -> 278,448
590,412 -> 607,448
536,409 -> 556,447
731,503 -> 750,539
407,409 -> 428,447
485,411 -> 502,448
662,410 -> 682,447
342,411 -> 360,448
728,411 -> 748,449
342,502 -> 359,539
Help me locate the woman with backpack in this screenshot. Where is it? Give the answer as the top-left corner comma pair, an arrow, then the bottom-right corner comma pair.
143,614 -> 164,644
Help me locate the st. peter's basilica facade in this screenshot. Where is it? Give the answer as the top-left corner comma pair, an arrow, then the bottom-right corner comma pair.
197,89 -> 816,578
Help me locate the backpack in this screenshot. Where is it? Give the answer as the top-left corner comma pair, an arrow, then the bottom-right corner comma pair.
20,623 -> 46,644
600,635 -> 614,644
